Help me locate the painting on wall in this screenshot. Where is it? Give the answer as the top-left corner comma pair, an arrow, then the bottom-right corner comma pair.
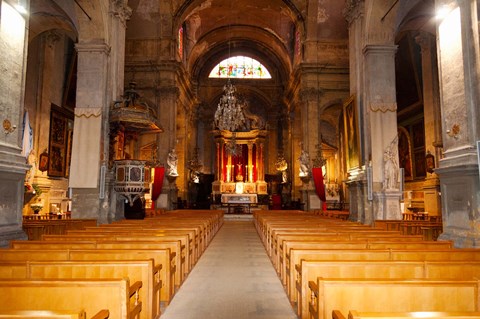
398,126 -> 413,180
48,105 -> 73,177
343,95 -> 360,171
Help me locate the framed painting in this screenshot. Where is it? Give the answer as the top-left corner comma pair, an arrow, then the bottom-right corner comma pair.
48,105 -> 73,177
343,95 -> 360,171
398,126 -> 413,180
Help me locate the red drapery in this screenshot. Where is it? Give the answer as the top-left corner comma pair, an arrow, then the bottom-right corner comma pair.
151,167 -> 165,208
312,167 -> 326,202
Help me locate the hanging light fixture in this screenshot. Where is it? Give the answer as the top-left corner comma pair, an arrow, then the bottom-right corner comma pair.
214,79 -> 246,132
213,7 -> 246,155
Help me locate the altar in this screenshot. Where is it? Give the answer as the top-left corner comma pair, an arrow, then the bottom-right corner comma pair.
221,193 -> 258,214
211,129 -> 268,196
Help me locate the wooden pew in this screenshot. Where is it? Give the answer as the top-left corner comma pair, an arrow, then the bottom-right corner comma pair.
28,260 -> 161,319
68,249 -> 175,304
286,247 -> 480,307
334,310 -> 480,319
40,234 -> 186,283
308,278 -> 480,319
0,248 -> 175,305
275,235 -> 438,275
0,309 -> 109,319
297,260 -> 480,318
0,278 -> 141,319
22,219 -> 98,240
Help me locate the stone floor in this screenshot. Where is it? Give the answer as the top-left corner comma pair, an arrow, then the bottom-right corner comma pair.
161,220 -> 298,319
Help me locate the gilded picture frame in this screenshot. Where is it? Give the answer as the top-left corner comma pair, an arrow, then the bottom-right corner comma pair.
343,95 -> 360,171
47,105 -> 73,177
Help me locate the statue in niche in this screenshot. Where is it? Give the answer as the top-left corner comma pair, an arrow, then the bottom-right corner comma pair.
383,136 -> 399,190
298,149 -> 310,177
167,148 -> 179,177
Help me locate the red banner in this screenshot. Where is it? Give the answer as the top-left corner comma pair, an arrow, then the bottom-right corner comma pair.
151,167 -> 165,206
312,167 -> 326,202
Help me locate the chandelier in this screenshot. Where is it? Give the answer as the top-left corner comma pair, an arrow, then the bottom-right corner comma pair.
214,79 -> 246,132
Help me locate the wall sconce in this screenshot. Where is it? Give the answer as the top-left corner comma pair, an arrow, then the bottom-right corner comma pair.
446,123 -> 460,139
3,119 -> 16,135
425,151 -> 435,174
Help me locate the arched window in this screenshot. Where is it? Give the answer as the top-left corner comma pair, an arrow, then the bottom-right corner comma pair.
208,56 -> 272,79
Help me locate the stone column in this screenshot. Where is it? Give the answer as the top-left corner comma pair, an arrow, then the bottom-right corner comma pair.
0,1 -> 30,245
215,141 -> 221,181
247,142 -> 253,183
364,44 -> 402,221
415,31 -> 442,217
69,42 -> 110,222
220,140 -> 225,182
344,0 -> 369,222
434,0 -> 480,247
227,152 -> 232,182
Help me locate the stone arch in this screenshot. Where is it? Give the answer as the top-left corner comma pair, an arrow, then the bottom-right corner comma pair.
364,0 -> 398,45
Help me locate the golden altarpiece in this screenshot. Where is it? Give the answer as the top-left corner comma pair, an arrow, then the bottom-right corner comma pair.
211,129 -> 268,209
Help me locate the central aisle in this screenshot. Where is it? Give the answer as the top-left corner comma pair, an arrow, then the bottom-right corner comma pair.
161,220 -> 298,319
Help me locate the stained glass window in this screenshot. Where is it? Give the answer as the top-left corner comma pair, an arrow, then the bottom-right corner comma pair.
178,26 -> 183,60
208,56 -> 272,79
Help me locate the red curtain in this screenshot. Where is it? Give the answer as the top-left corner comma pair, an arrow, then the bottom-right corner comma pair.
312,167 -> 326,202
151,167 -> 165,207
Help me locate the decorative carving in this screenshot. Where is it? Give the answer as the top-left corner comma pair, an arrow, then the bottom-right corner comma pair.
343,0 -> 364,24
46,31 -> 61,48
243,102 -> 266,130
383,135 -> 399,190
414,32 -> 433,55
110,0 -> 132,27
299,149 -> 311,178
446,123 -> 460,139
299,87 -> 324,103
156,86 -> 180,99
370,95 -> 397,112
166,148 -> 179,177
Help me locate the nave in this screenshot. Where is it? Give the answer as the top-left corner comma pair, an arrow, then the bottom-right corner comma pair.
161,220 -> 297,319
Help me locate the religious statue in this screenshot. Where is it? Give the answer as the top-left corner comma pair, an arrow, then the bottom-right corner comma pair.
298,149 -> 310,177
167,148 -> 179,177
383,136 -> 399,190
25,150 -> 37,186
236,163 -> 244,182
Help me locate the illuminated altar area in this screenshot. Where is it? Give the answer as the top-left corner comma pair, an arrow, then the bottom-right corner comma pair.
212,129 -> 268,197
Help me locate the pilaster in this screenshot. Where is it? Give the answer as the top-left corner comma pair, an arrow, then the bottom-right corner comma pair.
415,31 -> 442,217
435,0 -> 480,247
69,42 -> 110,222
363,44 -> 402,221
0,2 -> 30,245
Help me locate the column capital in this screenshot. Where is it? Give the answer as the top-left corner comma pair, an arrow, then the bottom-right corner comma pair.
343,0 -> 364,25
414,31 -> 434,55
363,44 -> 397,56
299,87 -> 324,103
110,0 -> 132,27
75,42 -> 111,55
157,86 -> 179,98
46,30 -> 61,48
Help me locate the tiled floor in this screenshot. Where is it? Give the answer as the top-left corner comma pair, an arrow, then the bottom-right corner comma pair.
161,220 -> 298,319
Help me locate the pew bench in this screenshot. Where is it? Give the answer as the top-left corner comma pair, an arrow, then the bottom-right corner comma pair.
333,310 -> 480,319
286,247 -> 480,309
0,248 -> 175,305
308,278 -> 480,319
296,260 -> 480,319
0,278 -> 141,319
39,235 -> 186,285
0,309 -> 109,319
27,260 -> 161,319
